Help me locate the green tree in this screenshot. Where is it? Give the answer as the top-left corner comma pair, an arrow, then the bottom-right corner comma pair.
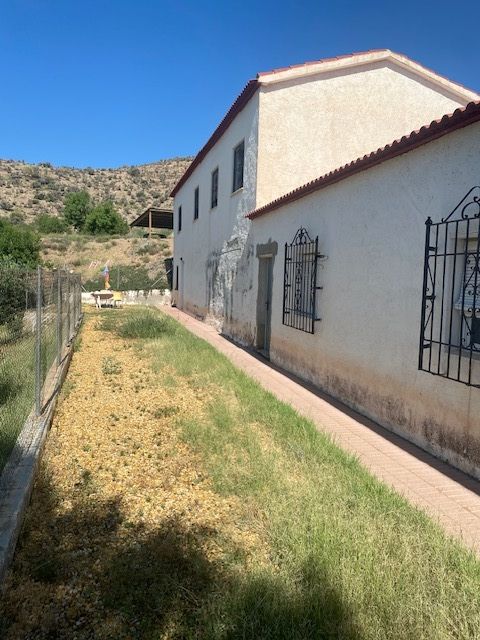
63,191 -> 92,230
0,220 -> 40,338
84,201 -> 128,235
37,213 -> 69,234
0,219 -> 40,268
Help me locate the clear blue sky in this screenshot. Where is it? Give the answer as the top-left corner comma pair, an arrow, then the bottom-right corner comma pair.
1,0 -> 479,168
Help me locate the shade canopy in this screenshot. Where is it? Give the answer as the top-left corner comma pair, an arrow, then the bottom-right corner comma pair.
130,207 -> 173,230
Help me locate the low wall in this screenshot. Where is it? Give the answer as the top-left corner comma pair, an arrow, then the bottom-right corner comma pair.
82,289 -> 172,307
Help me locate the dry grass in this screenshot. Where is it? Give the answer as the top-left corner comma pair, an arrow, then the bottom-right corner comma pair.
40,234 -> 172,283
1,307 -> 480,639
0,308 -> 268,639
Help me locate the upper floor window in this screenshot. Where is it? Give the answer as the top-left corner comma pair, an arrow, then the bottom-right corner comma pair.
178,206 -> 182,232
232,140 -> 244,193
211,167 -> 219,208
194,186 -> 199,220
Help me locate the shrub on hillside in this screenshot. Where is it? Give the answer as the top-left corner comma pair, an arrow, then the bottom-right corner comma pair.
83,264 -> 167,292
0,261 -> 28,340
37,214 -> 69,234
0,219 -> 40,268
0,221 -> 40,339
84,201 -> 128,236
8,210 -> 26,225
64,191 -> 92,230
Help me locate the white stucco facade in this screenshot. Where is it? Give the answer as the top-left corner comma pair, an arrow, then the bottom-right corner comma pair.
173,92 -> 259,338
172,51 -> 477,341
249,122 -> 480,478
256,60 -> 468,205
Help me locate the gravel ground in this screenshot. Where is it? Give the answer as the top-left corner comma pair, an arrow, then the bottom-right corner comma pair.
0,309 -> 265,639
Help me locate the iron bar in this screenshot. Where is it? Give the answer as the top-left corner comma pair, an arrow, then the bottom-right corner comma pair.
419,189 -> 480,387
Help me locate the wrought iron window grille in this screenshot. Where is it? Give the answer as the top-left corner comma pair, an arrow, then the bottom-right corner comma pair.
419,187 -> 480,387
283,227 -> 323,334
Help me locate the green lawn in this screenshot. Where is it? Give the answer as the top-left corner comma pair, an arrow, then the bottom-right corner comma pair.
100,308 -> 480,639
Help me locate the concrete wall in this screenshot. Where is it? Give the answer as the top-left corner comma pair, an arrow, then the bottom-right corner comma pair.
256,61 -> 467,206
173,92 -> 259,342
250,122 -> 480,478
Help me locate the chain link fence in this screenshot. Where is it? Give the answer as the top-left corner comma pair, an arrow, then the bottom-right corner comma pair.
0,266 -> 82,471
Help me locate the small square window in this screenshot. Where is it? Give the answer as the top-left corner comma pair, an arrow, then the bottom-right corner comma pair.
232,141 -> 244,193
211,168 -> 219,208
194,187 -> 199,220
177,206 -> 182,232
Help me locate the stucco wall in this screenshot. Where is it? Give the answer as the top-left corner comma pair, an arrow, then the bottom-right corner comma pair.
256,61 -> 467,206
250,122 -> 480,478
173,93 -> 259,341
173,60 -> 470,343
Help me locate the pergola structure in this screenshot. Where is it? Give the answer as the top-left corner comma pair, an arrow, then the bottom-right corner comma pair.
130,206 -> 173,238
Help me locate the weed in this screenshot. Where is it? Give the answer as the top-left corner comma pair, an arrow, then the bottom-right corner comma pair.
102,356 -> 122,375
152,405 -> 179,419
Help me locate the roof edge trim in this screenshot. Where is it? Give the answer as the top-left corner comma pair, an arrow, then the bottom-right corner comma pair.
170,79 -> 259,197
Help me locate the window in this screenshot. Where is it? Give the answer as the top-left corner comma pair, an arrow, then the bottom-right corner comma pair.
419,187 -> 480,387
472,317 -> 480,347
194,187 -> 199,220
211,167 -> 219,208
177,206 -> 182,232
283,227 -> 322,334
175,265 -> 179,291
232,140 -> 244,193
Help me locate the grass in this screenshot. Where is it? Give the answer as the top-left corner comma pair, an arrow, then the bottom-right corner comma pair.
0,332 -> 36,470
0,320 -> 60,472
95,307 -> 480,639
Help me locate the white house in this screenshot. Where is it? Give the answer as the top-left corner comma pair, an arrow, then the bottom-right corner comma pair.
246,102 -> 480,478
171,49 -> 477,342
170,51 -> 480,477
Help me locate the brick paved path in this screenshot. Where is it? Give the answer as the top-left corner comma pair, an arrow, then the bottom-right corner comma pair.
163,306 -> 480,555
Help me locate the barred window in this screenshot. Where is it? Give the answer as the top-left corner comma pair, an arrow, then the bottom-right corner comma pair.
419,187 -> 480,387
283,227 -> 322,334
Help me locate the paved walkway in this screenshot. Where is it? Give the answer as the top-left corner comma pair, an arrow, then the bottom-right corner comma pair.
163,306 -> 480,555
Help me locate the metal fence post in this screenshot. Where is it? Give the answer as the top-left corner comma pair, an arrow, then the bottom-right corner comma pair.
66,271 -> 70,343
75,277 -> 79,326
35,266 -> 42,417
56,269 -> 62,367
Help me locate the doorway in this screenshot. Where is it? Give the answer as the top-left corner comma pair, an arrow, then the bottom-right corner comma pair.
256,255 -> 273,357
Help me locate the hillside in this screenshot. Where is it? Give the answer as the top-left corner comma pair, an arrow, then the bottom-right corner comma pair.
0,157 -> 192,224
41,232 -> 173,291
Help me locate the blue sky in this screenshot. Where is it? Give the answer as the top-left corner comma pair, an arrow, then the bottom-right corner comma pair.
1,0 -> 480,168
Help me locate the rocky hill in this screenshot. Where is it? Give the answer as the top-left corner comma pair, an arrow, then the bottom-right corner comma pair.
0,157 -> 192,224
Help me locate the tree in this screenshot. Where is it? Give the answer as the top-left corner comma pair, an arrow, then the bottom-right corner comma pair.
0,220 -> 40,338
63,191 -> 92,230
84,201 -> 129,235
0,219 -> 40,268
